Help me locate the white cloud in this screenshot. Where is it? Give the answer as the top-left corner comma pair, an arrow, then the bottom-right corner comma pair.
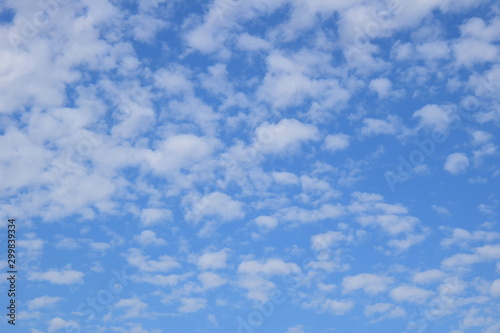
179,297 -> 207,313
364,303 -> 406,319
357,214 -> 419,235
208,314 -> 219,327
311,231 -> 346,251
186,191 -> 244,223
238,258 -> 300,301
89,242 -> 112,252
256,51 -> 350,109
197,250 -> 228,270
278,204 -> 344,224
135,230 -> 166,246
237,33 -> 271,51
18,234 -> 44,260
416,41 -> 450,60
140,208 -> 173,226
28,268 -> 84,285
491,279 -> 500,298
144,135 -> 219,176
369,78 -> 392,98
125,248 -> 180,272
343,273 -> 394,295
255,215 -> 279,229
132,273 -> 189,286
272,171 -> 300,185
322,299 -> 355,315
471,130 -> 492,145
444,153 -> 469,174
237,274 -> 276,302
432,205 -> 450,215
442,244 -> 500,269
390,285 -> 433,303
413,269 -> 446,284
460,17 -> 500,42
441,228 -> 500,247
360,115 -> 404,136
254,118 -> 319,154
413,104 -> 455,132
47,317 -> 79,333
287,325 -> 305,333
454,38 -> 498,66
198,271 -> 227,289
114,298 -> 148,319
55,238 -> 80,250
28,296 -> 63,310
238,259 -> 300,276
324,134 -> 350,152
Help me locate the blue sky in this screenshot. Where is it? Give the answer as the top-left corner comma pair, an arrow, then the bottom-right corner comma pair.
0,0 -> 499,332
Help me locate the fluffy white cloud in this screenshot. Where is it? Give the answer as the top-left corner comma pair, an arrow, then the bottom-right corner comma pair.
238,258 -> 300,301
278,203 -> 344,224
390,285 -> 433,303
47,317 -> 79,333
254,118 -> 319,154
416,41 -> 450,60
343,273 -> 394,295
28,296 -> 63,310
453,38 -> 498,66
135,230 -> 167,246
444,153 -> 469,174
311,231 -> 346,251
369,78 -> 392,98
322,299 -> 355,315
255,215 -> 279,229
364,303 -> 406,319
179,298 -> 207,313
324,134 -> 350,152
28,268 -> 84,285
413,269 -> 446,284
132,273 -> 189,287
441,228 -> 500,247
287,325 -> 305,333
197,250 -> 228,270
442,244 -> 500,269
491,279 -> 500,298
237,33 -> 271,51
460,17 -> 500,42
272,171 -> 300,185
140,208 -> 173,226
186,191 -> 244,223
360,116 -> 404,136
413,104 -> 455,132
238,259 -> 300,276
125,248 -> 180,272
144,134 -> 218,176
198,271 -> 227,289
114,298 -> 148,319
